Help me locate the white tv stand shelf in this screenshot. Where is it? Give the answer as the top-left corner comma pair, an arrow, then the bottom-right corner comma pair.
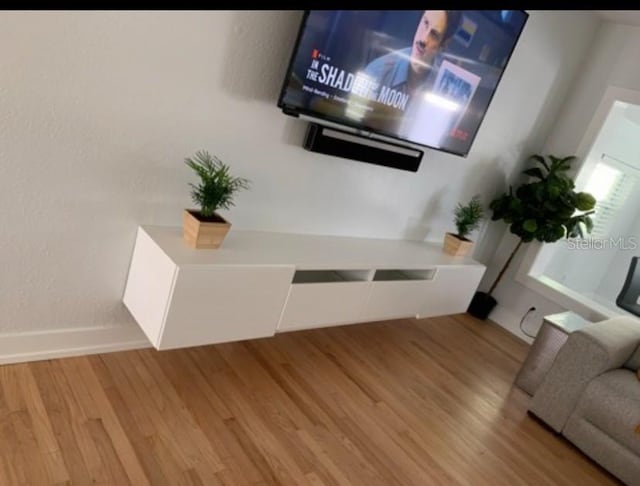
123,226 -> 486,350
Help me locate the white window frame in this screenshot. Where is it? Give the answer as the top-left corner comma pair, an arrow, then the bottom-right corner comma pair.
514,86 -> 640,321
584,154 -> 639,239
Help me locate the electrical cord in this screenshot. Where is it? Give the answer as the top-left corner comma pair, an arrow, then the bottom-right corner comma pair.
520,306 -> 538,338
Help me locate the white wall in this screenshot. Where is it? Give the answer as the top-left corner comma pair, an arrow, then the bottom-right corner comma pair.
593,102 -> 640,162
0,11 -> 598,348
485,21 -> 640,339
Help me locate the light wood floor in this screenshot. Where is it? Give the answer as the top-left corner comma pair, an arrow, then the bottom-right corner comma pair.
0,314 -> 619,485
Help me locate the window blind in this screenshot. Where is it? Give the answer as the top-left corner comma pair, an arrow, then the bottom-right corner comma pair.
583,154 -> 639,239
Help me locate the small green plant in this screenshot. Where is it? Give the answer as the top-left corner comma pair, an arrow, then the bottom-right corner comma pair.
454,195 -> 484,240
185,150 -> 250,218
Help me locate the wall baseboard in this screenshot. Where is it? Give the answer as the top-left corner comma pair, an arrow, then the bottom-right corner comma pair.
490,305 -> 535,345
0,324 -> 151,365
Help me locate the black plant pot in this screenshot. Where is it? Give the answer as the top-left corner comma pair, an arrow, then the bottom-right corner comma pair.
467,291 -> 497,320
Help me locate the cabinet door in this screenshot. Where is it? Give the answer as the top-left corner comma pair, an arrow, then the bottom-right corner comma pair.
158,265 -> 294,350
418,266 -> 485,318
278,282 -> 370,331
364,280 -> 433,321
123,227 -> 178,347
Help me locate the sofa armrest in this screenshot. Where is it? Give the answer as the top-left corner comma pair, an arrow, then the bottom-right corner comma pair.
529,316 -> 640,432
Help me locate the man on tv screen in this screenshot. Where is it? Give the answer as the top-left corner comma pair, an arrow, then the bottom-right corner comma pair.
359,10 -> 462,133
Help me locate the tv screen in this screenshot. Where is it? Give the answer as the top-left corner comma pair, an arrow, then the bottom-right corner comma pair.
278,10 -> 529,157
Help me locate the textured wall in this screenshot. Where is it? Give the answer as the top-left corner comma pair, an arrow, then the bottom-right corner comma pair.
0,11 -> 597,334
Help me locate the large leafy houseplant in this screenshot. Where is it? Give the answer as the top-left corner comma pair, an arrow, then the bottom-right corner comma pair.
182,150 -> 250,249
468,154 -> 596,319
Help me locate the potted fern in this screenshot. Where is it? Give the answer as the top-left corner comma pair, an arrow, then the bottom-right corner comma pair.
183,150 -> 250,249
444,195 -> 484,257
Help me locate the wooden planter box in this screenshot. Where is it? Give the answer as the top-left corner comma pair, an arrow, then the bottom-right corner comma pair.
443,232 -> 473,257
182,209 -> 231,249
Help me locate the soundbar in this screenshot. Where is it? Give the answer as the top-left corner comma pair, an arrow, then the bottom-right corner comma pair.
303,123 -> 423,172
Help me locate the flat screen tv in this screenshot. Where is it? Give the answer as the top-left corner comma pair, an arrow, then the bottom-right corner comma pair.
278,10 -> 529,157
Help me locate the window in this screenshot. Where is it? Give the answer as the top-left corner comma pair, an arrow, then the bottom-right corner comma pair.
582,154 -> 639,239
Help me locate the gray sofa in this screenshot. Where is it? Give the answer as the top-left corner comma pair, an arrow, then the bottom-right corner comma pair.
529,316 -> 640,486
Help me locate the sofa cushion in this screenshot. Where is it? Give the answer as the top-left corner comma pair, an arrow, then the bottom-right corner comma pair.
626,344 -> 640,371
569,369 -> 640,456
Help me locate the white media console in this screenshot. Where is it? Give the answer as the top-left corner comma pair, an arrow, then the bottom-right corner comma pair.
123,226 -> 486,350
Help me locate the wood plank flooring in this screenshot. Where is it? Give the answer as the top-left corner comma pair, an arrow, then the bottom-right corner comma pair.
0,314 -> 619,485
